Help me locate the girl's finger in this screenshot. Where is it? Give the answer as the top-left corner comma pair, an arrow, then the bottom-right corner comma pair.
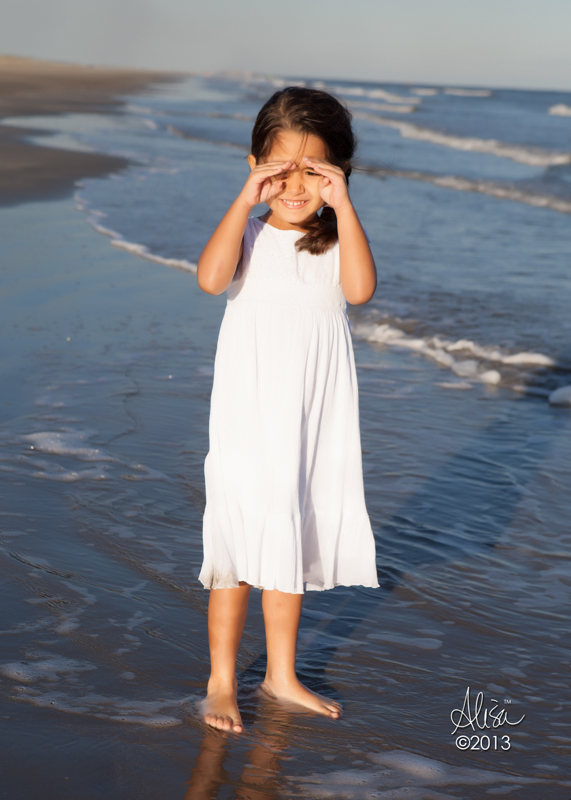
303,156 -> 337,169
311,166 -> 344,181
254,161 -> 295,173
261,180 -> 285,200
303,158 -> 344,177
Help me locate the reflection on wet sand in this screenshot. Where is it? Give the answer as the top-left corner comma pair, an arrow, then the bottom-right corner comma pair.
185,699 -> 292,800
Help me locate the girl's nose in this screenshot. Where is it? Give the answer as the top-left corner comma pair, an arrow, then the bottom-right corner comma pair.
285,170 -> 303,195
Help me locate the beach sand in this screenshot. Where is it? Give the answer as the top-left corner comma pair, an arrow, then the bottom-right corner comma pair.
0,55 -> 182,205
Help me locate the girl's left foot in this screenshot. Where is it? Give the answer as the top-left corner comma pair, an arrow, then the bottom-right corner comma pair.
260,678 -> 341,718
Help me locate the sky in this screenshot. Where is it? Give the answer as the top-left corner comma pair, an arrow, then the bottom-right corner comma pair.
1,0 -> 571,91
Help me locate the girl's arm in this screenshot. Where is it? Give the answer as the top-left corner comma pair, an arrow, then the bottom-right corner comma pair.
336,204 -> 377,305
303,158 -> 377,305
196,197 -> 250,296
197,159 -> 295,296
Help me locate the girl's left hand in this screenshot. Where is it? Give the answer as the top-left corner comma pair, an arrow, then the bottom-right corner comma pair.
303,157 -> 351,212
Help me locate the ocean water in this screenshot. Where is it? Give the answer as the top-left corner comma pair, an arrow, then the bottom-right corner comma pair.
1,74 -> 571,798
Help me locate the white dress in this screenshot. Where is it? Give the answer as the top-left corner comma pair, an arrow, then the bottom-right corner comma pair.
199,217 -> 379,594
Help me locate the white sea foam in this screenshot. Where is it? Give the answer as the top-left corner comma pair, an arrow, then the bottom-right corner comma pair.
62,582 -> 97,605
293,748 -> 545,798
244,75 -> 306,88
349,100 -> 417,114
480,370 -> 502,384
355,112 -> 571,166
12,688 -> 188,727
23,431 -> 116,461
110,239 -> 197,273
2,651 -> 191,727
365,165 -> 571,215
14,428 -> 168,483
549,104 -> 571,117
0,618 -> 54,636
0,655 -> 96,683
74,192 -> 197,274
55,615 -> 83,634
30,466 -> 109,482
334,86 -> 421,104
411,88 -> 439,96
444,88 -> 492,97
353,321 -> 555,386
119,464 -> 169,481
89,220 -> 123,239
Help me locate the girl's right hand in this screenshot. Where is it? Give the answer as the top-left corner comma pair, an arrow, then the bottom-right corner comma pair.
239,161 -> 294,208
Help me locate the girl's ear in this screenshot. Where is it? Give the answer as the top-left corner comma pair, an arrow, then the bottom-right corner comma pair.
247,154 -> 257,171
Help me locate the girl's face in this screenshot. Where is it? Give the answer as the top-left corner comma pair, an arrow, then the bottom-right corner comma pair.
248,129 -> 329,230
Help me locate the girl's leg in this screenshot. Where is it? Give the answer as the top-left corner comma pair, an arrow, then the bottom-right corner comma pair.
202,582 -> 251,733
260,589 -> 341,718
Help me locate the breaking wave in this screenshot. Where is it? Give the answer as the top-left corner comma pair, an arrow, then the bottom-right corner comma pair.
331,86 -> 421,104
355,112 -> 571,166
444,88 -> 492,97
363,165 -> 571,215
75,194 -> 197,274
549,104 -> 571,117
353,319 -> 555,387
349,100 -> 418,114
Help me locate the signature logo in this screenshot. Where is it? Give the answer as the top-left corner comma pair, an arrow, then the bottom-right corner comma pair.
450,687 -> 525,735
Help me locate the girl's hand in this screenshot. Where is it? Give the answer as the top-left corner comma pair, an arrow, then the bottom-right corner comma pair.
303,157 -> 351,212
239,160 -> 295,209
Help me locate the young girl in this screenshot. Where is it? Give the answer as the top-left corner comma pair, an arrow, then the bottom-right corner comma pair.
197,87 -> 379,733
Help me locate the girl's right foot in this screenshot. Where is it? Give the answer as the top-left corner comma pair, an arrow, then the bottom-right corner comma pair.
201,678 -> 244,733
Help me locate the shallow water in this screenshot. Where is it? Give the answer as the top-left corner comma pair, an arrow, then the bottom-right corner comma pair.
1,74 -> 571,797
11,73 -> 569,390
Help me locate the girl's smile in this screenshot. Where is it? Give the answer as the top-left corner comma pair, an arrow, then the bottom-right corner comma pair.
280,198 -> 309,210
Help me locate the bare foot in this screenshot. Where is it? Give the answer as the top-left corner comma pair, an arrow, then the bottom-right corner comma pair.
201,679 -> 244,733
260,678 -> 341,719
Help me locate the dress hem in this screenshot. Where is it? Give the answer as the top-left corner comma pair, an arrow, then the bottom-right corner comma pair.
198,575 -> 380,594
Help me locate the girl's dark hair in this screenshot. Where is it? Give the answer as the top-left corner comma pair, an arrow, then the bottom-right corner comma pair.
251,86 -> 356,255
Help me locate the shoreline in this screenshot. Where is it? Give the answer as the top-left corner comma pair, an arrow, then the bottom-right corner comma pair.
0,54 -> 184,206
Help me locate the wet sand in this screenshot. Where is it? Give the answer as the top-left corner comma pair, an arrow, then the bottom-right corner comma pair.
0,55 -> 182,205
